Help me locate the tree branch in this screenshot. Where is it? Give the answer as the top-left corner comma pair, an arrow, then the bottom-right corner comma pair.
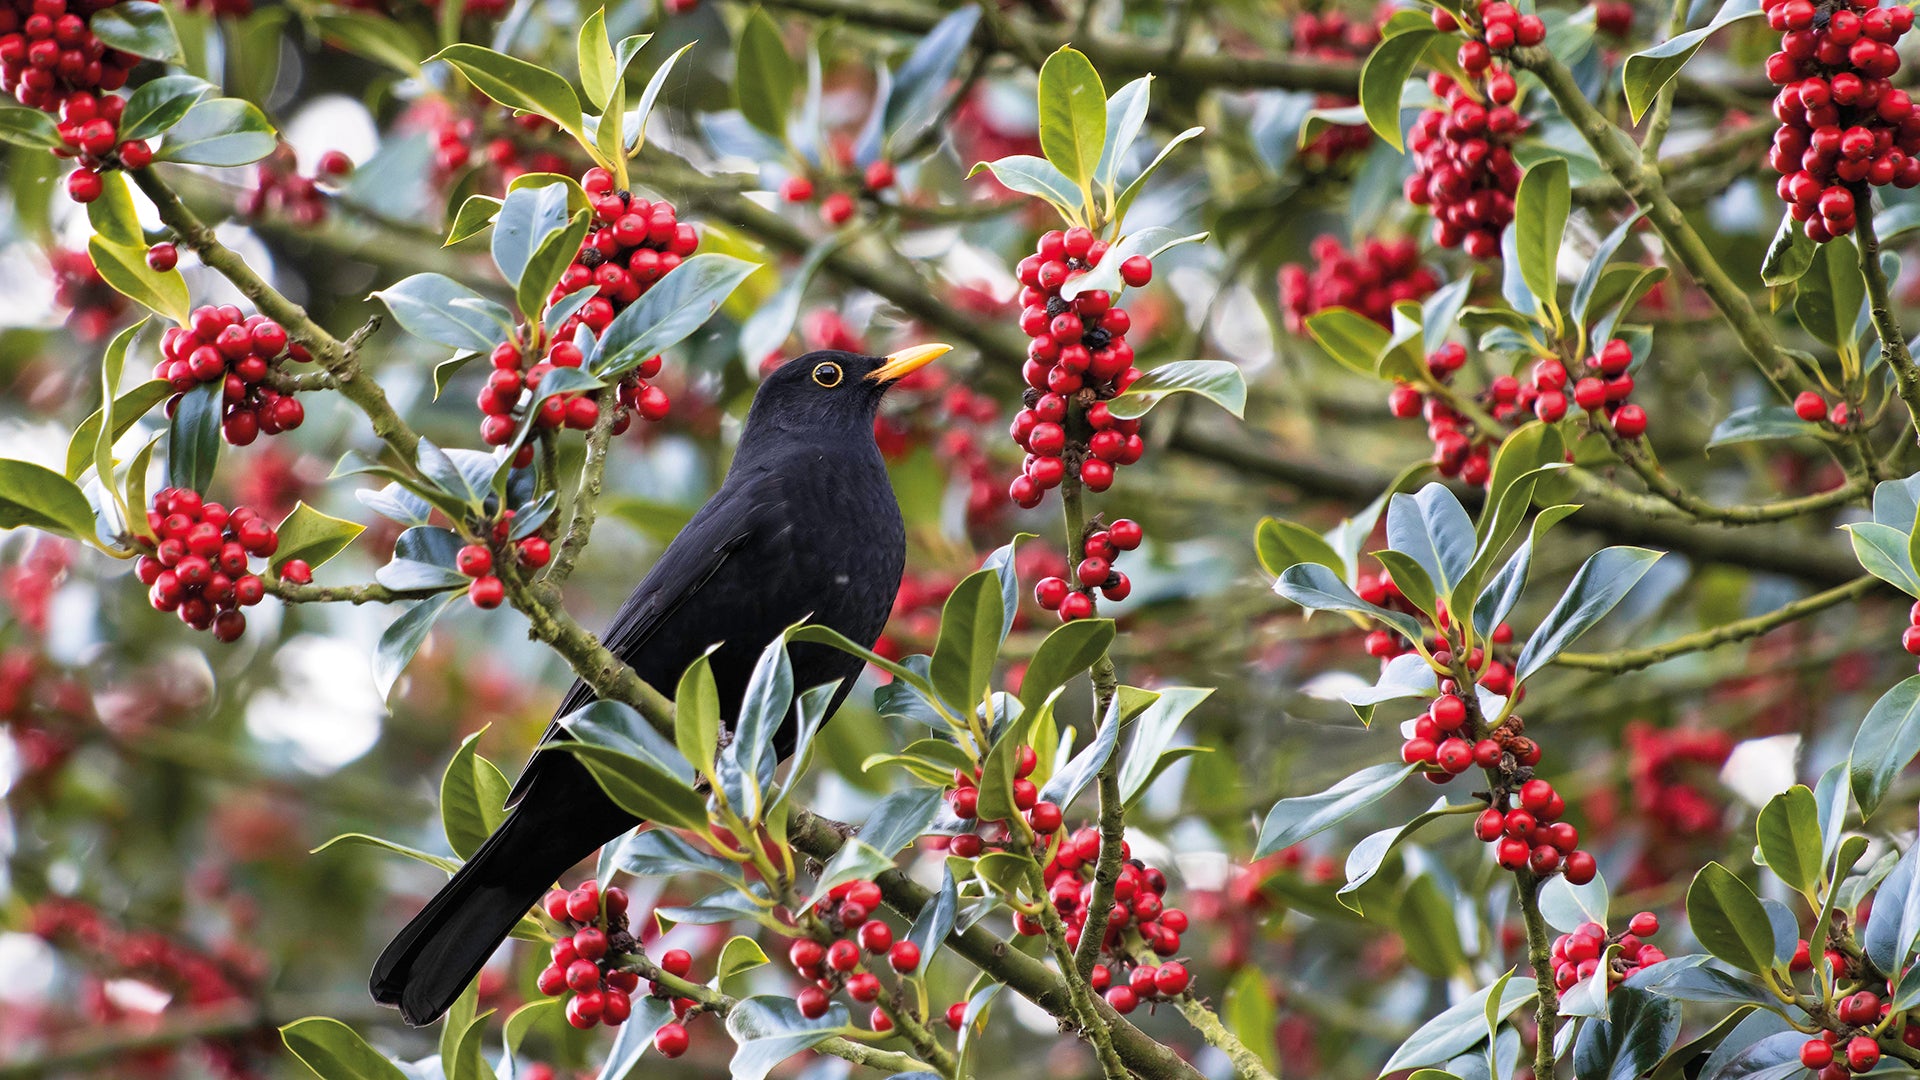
1553,575 -> 1878,672
1853,190 -> 1920,445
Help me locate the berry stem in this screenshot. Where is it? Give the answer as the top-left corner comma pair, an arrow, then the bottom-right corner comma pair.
1553,574 -> 1878,672
1515,873 -> 1562,1079
546,389 -> 619,587
872,992 -> 960,1078
1122,944 -> 1279,1080
1060,478 -> 1126,987
1025,859 -> 1131,1080
1851,190 -> 1920,446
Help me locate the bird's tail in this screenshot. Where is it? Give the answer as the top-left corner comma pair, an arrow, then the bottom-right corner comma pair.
370,799 -> 600,1026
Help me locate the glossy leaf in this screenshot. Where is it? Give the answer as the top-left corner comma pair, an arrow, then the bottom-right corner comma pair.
723,995 -> 851,1080
88,235 -> 190,324
0,459 -> 98,541
431,43 -> 583,137
929,567 -> 1005,712
1706,405 -> 1819,450
1755,785 -> 1822,896
157,97 -> 277,166
1573,987 -> 1680,1080
1106,359 -> 1247,420
440,730 -> 509,860
1513,546 -> 1663,680
1850,673 -> 1920,818
374,273 -> 513,352
1255,762 -> 1415,857
592,253 -> 760,379
90,1 -> 183,62
1686,862 -> 1777,975
165,381 -> 221,493
1035,46 -> 1105,191
272,502 -> 364,572
966,156 -> 1081,213
279,1017 -> 409,1080
1361,29 -> 1441,151
372,593 -> 459,701
1621,0 -> 1764,122
1381,977 -> 1536,1073
735,9 -> 796,138
1513,158 -> 1569,318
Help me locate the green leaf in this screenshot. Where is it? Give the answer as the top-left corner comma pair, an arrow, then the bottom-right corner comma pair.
431,43 -> 585,138
929,567 -> 1005,713
378,278 -> 511,355
272,502 -> 364,572
1304,306 -> 1390,376
675,648 -> 722,781
1035,46 -> 1106,192
1274,562 -> 1425,641
312,832 -> 461,874
724,996 -> 851,1080
309,11 -> 426,77
735,9 -> 795,138
1117,686 -> 1212,805
280,1017 -> 410,1080
1849,673 -> 1920,819
157,97 -> 278,167
1514,158 -> 1569,320
1794,234 -> 1866,352
90,1 -> 183,62
1373,550 -> 1438,619
1686,862 -> 1777,975
86,172 -> 142,249
1337,797 -> 1458,910
1621,0 -> 1763,122
1706,405 -> 1819,450
66,379 -> 172,480
1110,125 -> 1202,227
88,236 -> 190,323
1573,987 -> 1681,1080
1094,75 -> 1152,191
1360,29 -> 1441,151
881,8 -> 981,144
440,730 -> 510,860
1761,209 -> 1817,287
1513,546 -> 1663,680
119,74 -> 214,143
714,935 -> 770,991
976,690 -> 1046,823
626,42 -> 693,156
1255,517 -> 1346,579
578,9 -> 617,111
1571,211 -> 1646,332
1862,842 -> 1920,978
0,106 -> 62,150
591,253 -> 760,379
1105,359 -> 1246,420
1845,521 -> 1920,597
967,155 -> 1081,214
446,194 -> 503,246
804,839 -> 895,908
1018,618 -> 1114,710
1386,482 -> 1477,603
551,741 -> 708,830
0,459 -> 98,541
1755,785 -> 1823,896
373,593 -> 460,701
1382,978 -> 1536,1072
492,181 -> 573,292
1255,762 -> 1415,857
1059,226 -> 1207,301
1539,868 -> 1611,932
166,381 -> 222,493
1398,872 -> 1469,977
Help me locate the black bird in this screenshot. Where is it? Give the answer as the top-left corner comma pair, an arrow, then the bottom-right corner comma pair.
370,343 -> 951,1026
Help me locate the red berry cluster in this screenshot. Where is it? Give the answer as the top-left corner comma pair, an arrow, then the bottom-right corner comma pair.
236,145 -> 351,225
158,305 -> 310,446
478,335 -> 644,457
423,104 -> 575,192
1289,9 -> 1385,167
454,531 -> 548,610
2,537 -> 69,634
1033,827 -> 1191,1015
778,159 -> 895,227
1548,912 -> 1665,992
535,880 -> 643,1030
1565,338 -> 1648,438
1386,342 -> 1500,483
1033,517 -> 1141,622
177,0 -> 251,16
1006,226 -> 1150,507
1280,235 -> 1439,331
944,745 -> 1064,849
1765,0 -> 1920,242
1,0 -> 142,177
133,488 -> 278,642
49,245 -> 125,341
1405,66 -> 1527,258
1408,685 -> 1597,883
1801,988 -> 1897,1076
784,879 -> 922,1031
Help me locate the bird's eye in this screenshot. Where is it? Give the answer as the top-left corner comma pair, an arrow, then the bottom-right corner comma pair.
811,362 -> 843,388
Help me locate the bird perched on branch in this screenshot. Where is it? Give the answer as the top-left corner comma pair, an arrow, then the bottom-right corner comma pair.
370,343 -> 951,1026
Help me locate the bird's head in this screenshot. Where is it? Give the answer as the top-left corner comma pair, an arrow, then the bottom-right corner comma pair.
742,344 -> 952,438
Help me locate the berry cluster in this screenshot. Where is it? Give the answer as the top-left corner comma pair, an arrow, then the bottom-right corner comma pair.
1765,0 -> 1920,242
454,530 -> 549,610
422,104 -> 575,193
778,158 -> 895,227
1801,988 -> 1897,1077
1034,827 -> 1191,1015
49,245 -> 125,341
1033,517 -> 1142,622
237,145 -> 351,225
53,96 -> 149,204
134,488 -> 278,642
944,745 -> 1065,849
534,880 -> 642,1029
158,305 -> 310,446
1405,66 -> 1528,258
1386,343 -> 1498,483
1006,227 -> 1150,507
1355,580 -> 1522,691
1547,912 -> 1665,992
1,0 -> 142,168
1280,235 -> 1439,331
2,537 -> 69,633
785,878 -> 923,1031
1567,338 -> 1647,438
1289,10 -> 1385,167
478,335 -> 640,457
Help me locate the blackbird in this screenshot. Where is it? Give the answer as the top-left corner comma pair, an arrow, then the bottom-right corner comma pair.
370,343 -> 951,1025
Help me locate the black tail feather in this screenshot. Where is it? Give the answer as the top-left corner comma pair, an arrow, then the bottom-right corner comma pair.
371,776 -> 630,1026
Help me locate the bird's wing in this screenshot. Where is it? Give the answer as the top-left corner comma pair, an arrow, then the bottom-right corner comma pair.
504,472 -> 789,804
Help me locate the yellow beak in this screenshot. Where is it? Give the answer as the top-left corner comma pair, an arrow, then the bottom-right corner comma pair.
867,343 -> 951,382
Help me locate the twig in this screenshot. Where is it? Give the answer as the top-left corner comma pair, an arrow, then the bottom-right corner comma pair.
1553,575 -> 1879,672
547,388 -> 619,586
1853,190 -> 1920,446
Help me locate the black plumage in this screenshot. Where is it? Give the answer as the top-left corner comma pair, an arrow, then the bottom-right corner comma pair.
370,344 -> 950,1026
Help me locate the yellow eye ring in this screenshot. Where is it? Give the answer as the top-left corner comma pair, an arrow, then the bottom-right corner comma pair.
811,362 -> 843,388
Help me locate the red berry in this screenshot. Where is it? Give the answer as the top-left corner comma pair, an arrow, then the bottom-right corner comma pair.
1795,390 -> 1828,421
654,1022 -> 690,1058
469,575 -> 505,609
796,985 -> 831,1019
858,920 -> 894,954
457,544 -> 493,578
1153,962 -> 1190,996
146,242 -> 178,272
888,941 -> 920,973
